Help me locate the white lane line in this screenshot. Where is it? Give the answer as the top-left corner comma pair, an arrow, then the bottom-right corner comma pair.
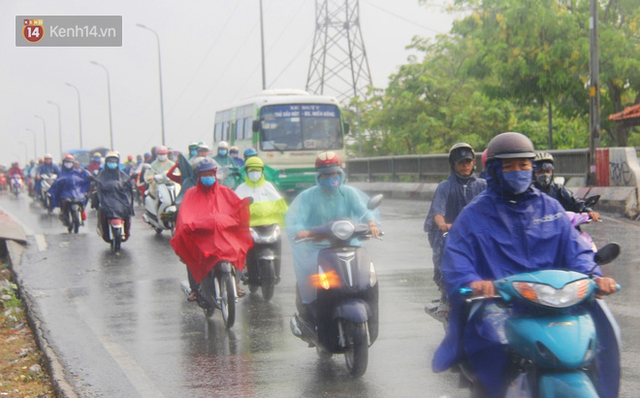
35,234 -> 47,252
62,289 -> 165,398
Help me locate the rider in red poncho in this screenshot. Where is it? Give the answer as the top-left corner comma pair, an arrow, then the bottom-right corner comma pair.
170,158 -> 253,294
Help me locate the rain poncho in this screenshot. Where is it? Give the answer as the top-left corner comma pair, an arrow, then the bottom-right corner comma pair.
95,167 -> 134,219
170,181 -> 252,284
213,154 -> 239,188
239,163 -> 279,184
235,173 -> 288,227
534,180 -> 594,213
286,179 -> 379,303
48,168 -> 92,208
173,154 -> 197,208
433,161 -> 618,397
424,172 -> 486,295
36,163 -> 60,194
144,158 -> 175,194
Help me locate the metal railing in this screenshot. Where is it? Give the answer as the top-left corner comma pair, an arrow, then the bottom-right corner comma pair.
346,149 -> 590,182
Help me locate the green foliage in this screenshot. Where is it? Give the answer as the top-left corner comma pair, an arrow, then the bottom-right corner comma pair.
354,0 -> 640,156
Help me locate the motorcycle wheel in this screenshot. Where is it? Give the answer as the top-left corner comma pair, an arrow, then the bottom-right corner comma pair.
72,208 -> 81,234
111,227 -> 122,253
344,321 -> 369,378
260,260 -> 276,301
170,222 -> 175,237
249,284 -> 259,294
219,273 -> 236,328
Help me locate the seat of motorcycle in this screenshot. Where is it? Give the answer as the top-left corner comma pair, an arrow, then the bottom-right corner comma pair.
252,224 -> 278,234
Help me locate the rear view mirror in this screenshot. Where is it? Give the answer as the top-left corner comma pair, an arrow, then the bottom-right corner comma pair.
367,194 -> 383,210
594,242 -> 621,265
343,122 -> 350,135
252,120 -> 261,133
584,195 -> 601,208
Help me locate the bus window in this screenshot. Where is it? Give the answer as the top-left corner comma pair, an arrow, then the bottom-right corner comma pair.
214,123 -> 222,142
235,119 -> 244,141
259,104 -> 343,151
243,117 -> 252,140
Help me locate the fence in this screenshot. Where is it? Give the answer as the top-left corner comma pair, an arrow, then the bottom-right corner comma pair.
346,148 -> 590,182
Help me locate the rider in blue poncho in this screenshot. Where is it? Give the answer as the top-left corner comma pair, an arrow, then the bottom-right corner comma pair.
424,143 -> 486,314
286,151 -> 380,323
432,132 -> 619,397
48,155 -> 92,223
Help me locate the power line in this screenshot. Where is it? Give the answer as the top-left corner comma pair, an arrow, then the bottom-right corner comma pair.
362,0 -> 445,34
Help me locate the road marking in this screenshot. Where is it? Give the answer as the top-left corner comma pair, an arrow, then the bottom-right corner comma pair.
63,289 -> 165,398
35,234 -> 47,252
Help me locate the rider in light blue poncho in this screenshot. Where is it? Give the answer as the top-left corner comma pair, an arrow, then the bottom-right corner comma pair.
285,152 -> 380,316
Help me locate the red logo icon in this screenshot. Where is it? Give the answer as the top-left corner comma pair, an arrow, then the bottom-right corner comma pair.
23,19 -> 44,43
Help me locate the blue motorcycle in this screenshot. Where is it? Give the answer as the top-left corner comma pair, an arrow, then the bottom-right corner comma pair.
457,243 -> 621,397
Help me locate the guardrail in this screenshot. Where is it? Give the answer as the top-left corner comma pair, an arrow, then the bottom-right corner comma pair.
346,148 -> 590,182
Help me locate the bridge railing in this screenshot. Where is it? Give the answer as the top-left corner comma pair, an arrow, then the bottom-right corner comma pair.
345,148 -> 590,182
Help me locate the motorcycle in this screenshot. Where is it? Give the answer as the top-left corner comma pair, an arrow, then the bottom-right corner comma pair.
451,242 -> 621,397
60,198 -> 85,234
197,260 -> 241,328
290,194 -> 383,377
96,211 -> 126,253
10,175 -> 23,197
40,174 -> 57,214
244,224 -> 282,301
142,171 -> 180,235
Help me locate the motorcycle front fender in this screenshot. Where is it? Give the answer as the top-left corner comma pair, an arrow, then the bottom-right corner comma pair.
538,371 -> 598,397
333,298 -> 371,323
216,261 -> 234,274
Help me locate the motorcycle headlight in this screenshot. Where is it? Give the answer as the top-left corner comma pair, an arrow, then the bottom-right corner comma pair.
330,220 -> 355,241
250,225 -> 281,244
512,279 -> 591,308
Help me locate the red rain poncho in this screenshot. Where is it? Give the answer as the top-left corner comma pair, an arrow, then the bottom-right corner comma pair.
170,180 -> 252,284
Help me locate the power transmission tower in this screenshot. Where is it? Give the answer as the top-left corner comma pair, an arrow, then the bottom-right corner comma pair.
306,0 -> 373,101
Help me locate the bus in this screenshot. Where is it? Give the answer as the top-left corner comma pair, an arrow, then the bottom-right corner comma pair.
214,89 -> 349,196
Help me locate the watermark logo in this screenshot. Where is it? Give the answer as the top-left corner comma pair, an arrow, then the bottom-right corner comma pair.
23,19 -> 44,43
16,16 -> 122,47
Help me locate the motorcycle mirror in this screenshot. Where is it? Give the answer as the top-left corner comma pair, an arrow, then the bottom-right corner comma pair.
367,194 -> 384,210
593,242 -> 621,266
584,195 -> 601,208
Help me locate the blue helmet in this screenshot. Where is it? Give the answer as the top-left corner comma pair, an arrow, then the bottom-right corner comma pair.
244,147 -> 257,158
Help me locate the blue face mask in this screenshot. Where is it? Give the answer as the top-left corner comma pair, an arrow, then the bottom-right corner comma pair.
200,176 -> 216,186
502,170 -> 532,194
319,175 -> 342,191
219,150 -> 227,156
190,150 -> 197,157
106,162 -> 118,170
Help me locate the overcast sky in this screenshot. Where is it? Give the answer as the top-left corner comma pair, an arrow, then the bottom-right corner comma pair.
1,0 -> 455,164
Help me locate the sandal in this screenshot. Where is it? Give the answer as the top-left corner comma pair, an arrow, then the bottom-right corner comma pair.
187,291 -> 198,302
237,287 -> 245,297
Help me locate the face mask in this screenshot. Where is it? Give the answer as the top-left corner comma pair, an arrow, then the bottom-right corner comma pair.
157,154 -> 167,162
219,150 -> 227,156
106,162 -> 118,170
502,170 -> 532,195
319,175 -> 342,191
190,150 -> 197,157
63,162 -> 73,169
200,176 -> 216,186
248,171 -> 262,182
93,157 -> 100,162
536,174 -> 552,188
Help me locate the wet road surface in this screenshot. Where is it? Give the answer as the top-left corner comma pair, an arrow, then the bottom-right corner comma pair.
1,194 -> 639,397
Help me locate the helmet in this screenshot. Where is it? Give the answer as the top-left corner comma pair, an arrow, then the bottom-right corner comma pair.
218,141 -> 229,149
448,143 -> 475,167
197,143 -> 210,152
245,157 -> 264,171
197,158 -> 218,172
481,149 -> 488,168
44,153 -> 53,159
188,141 -> 199,150
230,146 -> 239,153
244,148 -> 257,158
105,151 -> 120,162
485,132 -> 535,162
156,146 -> 168,155
315,151 -> 341,174
533,152 -> 555,172
127,155 -> 133,161
63,154 -> 75,161
92,152 -> 102,158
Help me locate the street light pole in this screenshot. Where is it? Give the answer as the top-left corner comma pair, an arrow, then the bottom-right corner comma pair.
259,0 -> 266,90
26,129 -> 38,159
34,115 -> 48,155
136,24 -> 166,146
66,83 -> 83,149
47,100 -> 63,159
18,141 -> 28,164
90,61 -> 114,150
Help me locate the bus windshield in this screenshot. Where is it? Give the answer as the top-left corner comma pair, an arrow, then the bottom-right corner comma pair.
259,104 -> 343,151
